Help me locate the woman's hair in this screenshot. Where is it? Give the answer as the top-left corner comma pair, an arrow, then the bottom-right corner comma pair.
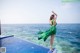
50,15 -> 54,20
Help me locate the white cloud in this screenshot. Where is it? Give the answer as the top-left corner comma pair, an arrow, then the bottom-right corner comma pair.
62,3 -> 72,10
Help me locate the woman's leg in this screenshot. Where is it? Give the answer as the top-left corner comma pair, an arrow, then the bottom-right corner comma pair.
50,35 -> 55,50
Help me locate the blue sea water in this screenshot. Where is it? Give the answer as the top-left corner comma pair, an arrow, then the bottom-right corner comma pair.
1,24 -> 80,53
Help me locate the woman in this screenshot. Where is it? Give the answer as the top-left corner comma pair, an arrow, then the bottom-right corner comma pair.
48,11 -> 57,53
38,11 -> 57,53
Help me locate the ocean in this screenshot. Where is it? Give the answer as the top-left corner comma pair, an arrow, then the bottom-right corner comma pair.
1,24 -> 80,53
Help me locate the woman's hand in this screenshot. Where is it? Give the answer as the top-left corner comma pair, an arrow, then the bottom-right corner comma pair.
52,11 -> 54,13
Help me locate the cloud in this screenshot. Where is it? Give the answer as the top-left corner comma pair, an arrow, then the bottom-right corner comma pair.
62,3 -> 72,10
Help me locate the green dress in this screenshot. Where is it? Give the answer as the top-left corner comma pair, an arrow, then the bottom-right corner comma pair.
38,19 -> 56,41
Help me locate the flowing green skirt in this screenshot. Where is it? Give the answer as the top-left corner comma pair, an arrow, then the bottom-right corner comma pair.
38,25 -> 56,41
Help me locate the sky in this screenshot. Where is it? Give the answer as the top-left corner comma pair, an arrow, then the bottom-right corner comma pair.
0,0 -> 80,24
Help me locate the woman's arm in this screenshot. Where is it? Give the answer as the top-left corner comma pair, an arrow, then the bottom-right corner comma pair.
52,11 -> 57,18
